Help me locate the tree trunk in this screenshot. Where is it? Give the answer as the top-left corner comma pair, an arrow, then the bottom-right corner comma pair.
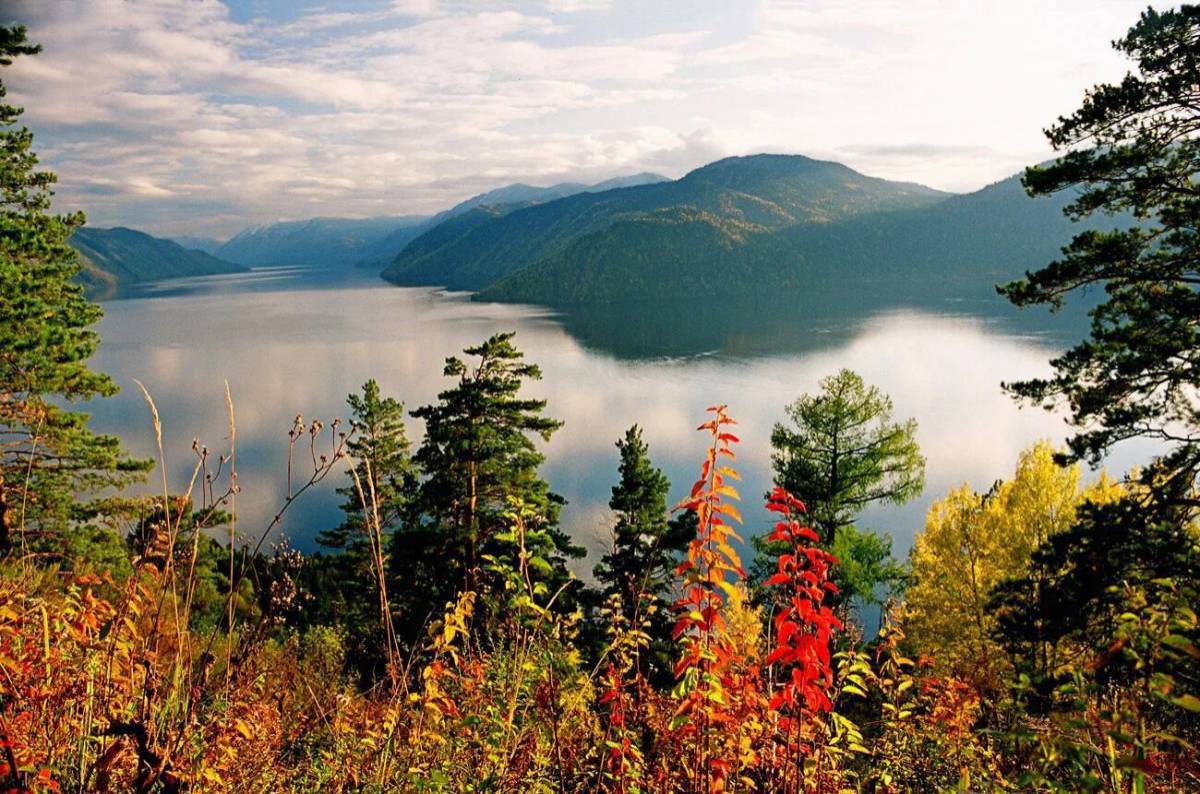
466,463 -> 478,591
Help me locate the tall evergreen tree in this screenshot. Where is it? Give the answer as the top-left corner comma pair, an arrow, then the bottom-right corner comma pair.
399,333 -> 580,636
999,6 -> 1200,493
312,380 -> 415,674
593,425 -> 690,680
0,26 -> 147,558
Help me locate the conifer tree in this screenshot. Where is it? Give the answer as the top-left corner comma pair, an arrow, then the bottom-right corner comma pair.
593,425 -> 690,680
400,333 -> 581,633
314,380 -> 415,671
754,370 -> 923,612
1000,6 -> 1200,492
320,380 -> 414,556
0,26 -> 148,558
768,369 -> 925,542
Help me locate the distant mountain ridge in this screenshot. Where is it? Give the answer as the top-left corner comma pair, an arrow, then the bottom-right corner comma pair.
475,170 -> 1118,307
170,235 -> 224,255
436,173 -> 667,220
74,155 -> 1103,313
354,172 -> 668,269
382,154 -> 949,292
206,172 -> 670,269
68,172 -> 671,293
215,215 -> 428,268
70,226 -> 247,293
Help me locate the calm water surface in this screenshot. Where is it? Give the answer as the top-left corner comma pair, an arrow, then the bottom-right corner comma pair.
87,267 -> 1151,567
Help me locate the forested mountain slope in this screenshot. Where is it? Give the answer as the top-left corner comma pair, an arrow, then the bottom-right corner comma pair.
215,174 -> 669,269
382,154 -> 949,291
70,226 -> 247,293
476,173 -> 1111,306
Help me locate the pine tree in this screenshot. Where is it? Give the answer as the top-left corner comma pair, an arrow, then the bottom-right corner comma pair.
400,333 -> 580,635
753,370 -> 923,613
593,425 -> 690,680
314,380 -> 415,674
320,379 -> 414,556
999,6 -> 1200,491
0,26 -> 148,559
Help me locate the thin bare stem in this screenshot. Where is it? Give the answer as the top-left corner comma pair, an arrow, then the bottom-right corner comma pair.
225,381 -> 237,685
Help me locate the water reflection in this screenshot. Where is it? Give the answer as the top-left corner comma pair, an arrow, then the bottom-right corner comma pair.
88,267 -> 1147,568
553,282 -> 1094,360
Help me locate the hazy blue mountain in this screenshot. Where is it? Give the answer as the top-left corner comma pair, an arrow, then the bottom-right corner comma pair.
216,216 -> 428,267
433,173 -> 668,223
247,173 -> 671,269
586,172 -> 668,192
476,172 -> 1117,307
70,226 -> 247,293
383,154 -> 949,291
170,235 -> 224,255
348,220 -> 441,269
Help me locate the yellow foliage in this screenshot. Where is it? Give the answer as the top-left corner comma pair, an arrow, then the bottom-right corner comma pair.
906,441 -> 1122,679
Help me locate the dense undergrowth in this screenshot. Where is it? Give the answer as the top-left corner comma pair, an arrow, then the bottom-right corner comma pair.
0,402 -> 1196,791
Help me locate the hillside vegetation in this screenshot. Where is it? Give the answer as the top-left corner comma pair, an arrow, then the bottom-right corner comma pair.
69,226 -> 246,293
382,154 -> 949,291
477,172 -> 1106,306
6,7 -> 1200,793
211,174 -> 669,270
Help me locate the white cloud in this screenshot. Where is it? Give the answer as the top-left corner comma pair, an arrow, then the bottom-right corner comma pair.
3,0 -> 1153,235
539,0 -> 611,12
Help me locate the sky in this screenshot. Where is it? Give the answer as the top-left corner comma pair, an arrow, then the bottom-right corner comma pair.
4,0 -> 1154,238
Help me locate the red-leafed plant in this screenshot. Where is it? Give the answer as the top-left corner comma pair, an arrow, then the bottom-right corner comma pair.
670,404 -> 753,790
762,487 -> 842,787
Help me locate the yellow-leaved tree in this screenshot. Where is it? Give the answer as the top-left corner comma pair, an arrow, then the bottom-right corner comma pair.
905,442 -> 1122,684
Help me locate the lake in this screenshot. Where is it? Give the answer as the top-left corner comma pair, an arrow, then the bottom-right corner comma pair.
87,266 -> 1151,570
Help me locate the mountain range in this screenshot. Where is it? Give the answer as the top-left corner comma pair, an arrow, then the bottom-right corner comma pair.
382,155 -> 949,291
69,172 -> 669,292
382,154 -> 1112,310
212,215 -> 428,268
193,172 -> 671,270
69,154 -> 1106,313
474,166 -> 1103,306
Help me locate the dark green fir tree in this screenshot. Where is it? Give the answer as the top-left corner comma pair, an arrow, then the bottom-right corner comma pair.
0,26 -> 148,562
311,380 -> 415,675
593,425 -> 691,681
397,333 -> 581,640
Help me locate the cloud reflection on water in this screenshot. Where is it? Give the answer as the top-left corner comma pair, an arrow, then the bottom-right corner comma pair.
88,269 -> 1153,570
